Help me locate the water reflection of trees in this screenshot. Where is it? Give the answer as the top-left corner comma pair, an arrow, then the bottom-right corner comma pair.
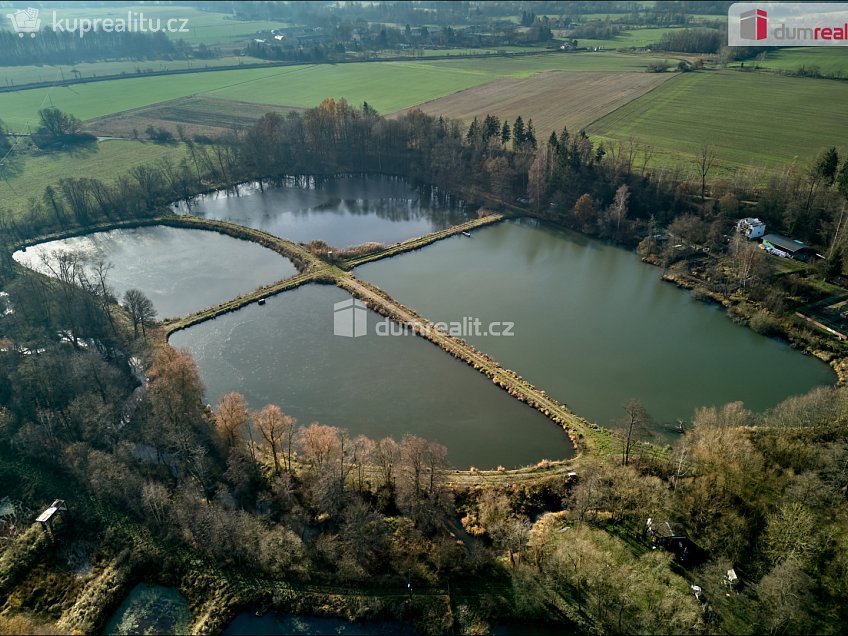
182,175 -> 469,230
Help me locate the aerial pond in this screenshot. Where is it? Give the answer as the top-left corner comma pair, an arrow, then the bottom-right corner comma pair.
357,219 -> 835,433
173,174 -> 471,248
13,226 -> 294,319
170,284 -> 572,468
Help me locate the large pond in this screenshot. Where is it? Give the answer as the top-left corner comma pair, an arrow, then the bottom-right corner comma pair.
223,611 -> 416,635
169,284 -> 571,468
13,226 -> 295,320
173,174 -> 471,248
103,583 -> 192,635
357,219 -> 835,434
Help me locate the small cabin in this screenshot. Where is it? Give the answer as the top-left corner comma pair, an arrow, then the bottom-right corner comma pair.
736,217 -> 766,239
36,499 -> 67,536
724,568 -> 740,590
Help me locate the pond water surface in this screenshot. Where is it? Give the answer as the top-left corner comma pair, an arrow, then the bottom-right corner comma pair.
13,226 -> 294,319
357,219 -> 835,433
103,583 -> 191,635
169,284 -> 572,468
174,175 -> 471,248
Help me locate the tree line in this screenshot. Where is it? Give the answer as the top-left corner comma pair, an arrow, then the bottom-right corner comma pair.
0,30 -> 179,67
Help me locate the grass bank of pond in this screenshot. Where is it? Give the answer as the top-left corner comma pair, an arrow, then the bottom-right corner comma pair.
223,610 -> 417,635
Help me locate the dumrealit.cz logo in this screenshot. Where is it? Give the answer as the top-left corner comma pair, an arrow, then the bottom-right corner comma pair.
739,8 -> 768,40
332,299 -> 515,339
6,7 -> 190,38
729,3 -> 848,46
334,299 -> 368,338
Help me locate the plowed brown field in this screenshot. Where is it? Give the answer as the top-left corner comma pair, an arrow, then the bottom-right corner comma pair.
402,70 -> 672,136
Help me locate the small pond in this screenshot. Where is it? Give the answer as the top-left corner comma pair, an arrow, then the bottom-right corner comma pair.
174,174 -> 471,248
103,583 -> 192,635
13,226 -> 295,319
169,284 -> 572,468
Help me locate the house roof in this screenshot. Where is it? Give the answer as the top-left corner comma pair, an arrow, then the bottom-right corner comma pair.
762,233 -> 809,253
36,499 -> 66,524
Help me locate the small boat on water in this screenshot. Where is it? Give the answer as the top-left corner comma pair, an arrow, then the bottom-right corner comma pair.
258,298 -> 266,306
462,231 -> 472,238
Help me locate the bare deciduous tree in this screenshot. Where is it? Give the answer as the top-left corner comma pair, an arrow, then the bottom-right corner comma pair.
215,392 -> 249,453
254,405 -> 294,475
694,144 -> 716,202
622,399 -> 651,466
123,288 -> 157,338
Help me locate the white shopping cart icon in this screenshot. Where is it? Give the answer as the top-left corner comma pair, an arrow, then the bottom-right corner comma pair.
6,8 -> 40,38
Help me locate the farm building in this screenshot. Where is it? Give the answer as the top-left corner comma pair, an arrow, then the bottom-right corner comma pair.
736,217 -> 766,239
761,233 -> 816,260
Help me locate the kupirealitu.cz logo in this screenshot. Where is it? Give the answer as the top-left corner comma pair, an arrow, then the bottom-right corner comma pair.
729,3 -> 848,46
6,8 -> 40,37
6,7 -> 190,38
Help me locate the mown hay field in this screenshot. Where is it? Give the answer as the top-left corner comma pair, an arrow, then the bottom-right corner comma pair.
407,70 -> 672,136
566,27 -> 687,50
746,47 -> 848,77
0,56 -> 270,87
84,96 -> 303,138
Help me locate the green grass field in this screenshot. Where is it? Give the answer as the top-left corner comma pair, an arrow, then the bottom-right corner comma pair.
575,27 -> 686,50
0,140 -> 188,215
0,52 -> 663,129
0,56 -> 271,87
587,70 -> 848,175
0,5 -> 287,47
744,48 -> 848,78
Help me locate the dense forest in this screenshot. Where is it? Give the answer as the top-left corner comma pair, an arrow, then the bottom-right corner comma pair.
3,99 -> 848,633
